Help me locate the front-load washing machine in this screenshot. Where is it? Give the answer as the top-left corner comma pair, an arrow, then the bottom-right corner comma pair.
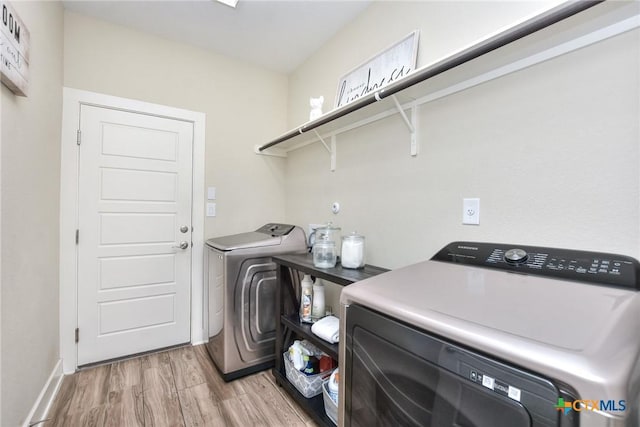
205,223 -> 306,381
341,242 -> 640,427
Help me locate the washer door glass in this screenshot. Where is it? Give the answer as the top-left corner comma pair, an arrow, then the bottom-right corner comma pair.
348,326 -> 531,427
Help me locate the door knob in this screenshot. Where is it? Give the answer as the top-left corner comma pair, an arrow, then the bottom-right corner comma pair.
180,225 -> 189,233
173,241 -> 189,250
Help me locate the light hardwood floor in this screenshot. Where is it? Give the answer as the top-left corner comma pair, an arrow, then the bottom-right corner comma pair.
43,345 -> 320,427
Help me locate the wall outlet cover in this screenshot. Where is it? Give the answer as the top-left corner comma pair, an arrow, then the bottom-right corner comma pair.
463,198 -> 480,225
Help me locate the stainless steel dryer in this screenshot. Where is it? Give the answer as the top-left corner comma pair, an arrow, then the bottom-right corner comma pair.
205,223 -> 306,381
341,242 -> 640,427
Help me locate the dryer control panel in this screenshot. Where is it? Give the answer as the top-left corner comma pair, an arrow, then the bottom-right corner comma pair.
255,223 -> 295,237
432,241 -> 640,290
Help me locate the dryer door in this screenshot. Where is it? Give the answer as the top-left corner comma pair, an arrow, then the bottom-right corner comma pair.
344,304 -> 574,427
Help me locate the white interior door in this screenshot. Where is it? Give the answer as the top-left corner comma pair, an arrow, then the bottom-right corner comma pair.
77,105 -> 193,366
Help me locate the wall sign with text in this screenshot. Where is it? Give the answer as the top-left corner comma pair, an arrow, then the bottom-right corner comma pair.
335,31 -> 419,109
1,0 -> 29,96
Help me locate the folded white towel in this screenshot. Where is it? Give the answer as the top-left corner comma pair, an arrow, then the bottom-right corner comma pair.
311,315 -> 340,344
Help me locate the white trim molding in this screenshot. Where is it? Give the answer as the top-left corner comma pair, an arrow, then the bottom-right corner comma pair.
22,360 -> 63,427
59,87 -> 206,373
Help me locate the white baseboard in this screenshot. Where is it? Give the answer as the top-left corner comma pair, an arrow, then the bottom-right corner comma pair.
23,359 -> 64,427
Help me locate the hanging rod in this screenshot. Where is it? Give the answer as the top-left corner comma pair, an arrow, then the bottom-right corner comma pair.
257,0 -> 601,153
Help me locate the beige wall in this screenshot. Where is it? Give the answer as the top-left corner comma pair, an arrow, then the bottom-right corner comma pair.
64,11 -> 289,238
1,1 -> 64,426
0,3 -> 636,423
285,1 -> 639,282
288,1 -> 564,127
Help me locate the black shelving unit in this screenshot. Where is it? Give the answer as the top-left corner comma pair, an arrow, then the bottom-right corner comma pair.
272,253 -> 389,427
282,314 -> 338,360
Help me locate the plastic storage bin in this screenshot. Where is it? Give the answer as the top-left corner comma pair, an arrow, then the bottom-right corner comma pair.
283,353 -> 326,398
322,380 -> 338,425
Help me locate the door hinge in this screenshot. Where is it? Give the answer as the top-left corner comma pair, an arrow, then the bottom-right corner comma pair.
75,328 -> 79,343
76,130 -> 81,145
75,229 -> 79,244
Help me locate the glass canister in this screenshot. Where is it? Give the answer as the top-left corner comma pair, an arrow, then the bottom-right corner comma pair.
313,238 -> 337,268
341,232 -> 365,269
315,222 -> 342,259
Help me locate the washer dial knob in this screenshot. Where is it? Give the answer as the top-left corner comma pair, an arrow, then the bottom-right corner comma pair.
504,248 -> 528,263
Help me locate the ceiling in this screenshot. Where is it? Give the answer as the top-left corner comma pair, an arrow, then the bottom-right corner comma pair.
62,0 -> 372,73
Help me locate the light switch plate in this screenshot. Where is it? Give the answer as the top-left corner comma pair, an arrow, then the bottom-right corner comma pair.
206,202 -> 216,217
207,187 -> 216,200
463,198 -> 480,225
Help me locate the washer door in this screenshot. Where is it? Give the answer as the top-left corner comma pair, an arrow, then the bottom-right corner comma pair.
234,257 -> 277,363
349,328 -> 531,427
345,304 -> 571,427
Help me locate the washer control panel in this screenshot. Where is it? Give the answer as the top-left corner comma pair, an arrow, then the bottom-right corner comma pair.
255,223 -> 295,237
432,241 -> 640,290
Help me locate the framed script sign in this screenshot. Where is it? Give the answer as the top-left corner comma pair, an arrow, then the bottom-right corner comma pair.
0,1 -> 29,96
335,31 -> 419,108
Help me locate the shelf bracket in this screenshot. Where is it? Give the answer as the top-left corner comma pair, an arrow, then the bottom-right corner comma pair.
330,135 -> 336,172
390,95 -> 414,133
313,130 -> 336,171
254,144 -> 287,158
313,129 -> 331,154
410,103 -> 418,156
390,95 -> 418,157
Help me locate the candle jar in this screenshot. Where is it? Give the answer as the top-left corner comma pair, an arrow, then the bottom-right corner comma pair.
341,233 -> 365,269
313,239 -> 337,268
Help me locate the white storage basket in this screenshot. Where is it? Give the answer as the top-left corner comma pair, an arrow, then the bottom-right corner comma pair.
283,352 -> 326,398
322,380 -> 338,425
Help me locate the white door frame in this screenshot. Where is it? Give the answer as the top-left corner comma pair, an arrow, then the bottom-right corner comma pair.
60,87 -> 206,373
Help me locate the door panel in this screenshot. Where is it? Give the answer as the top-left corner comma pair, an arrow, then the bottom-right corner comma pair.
99,294 -> 176,334
99,213 -> 176,244
101,122 -> 178,161
77,105 -> 193,366
100,168 -> 177,201
99,254 -> 176,289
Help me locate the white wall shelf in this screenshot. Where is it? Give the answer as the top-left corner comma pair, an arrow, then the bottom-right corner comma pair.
255,1 -> 639,169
